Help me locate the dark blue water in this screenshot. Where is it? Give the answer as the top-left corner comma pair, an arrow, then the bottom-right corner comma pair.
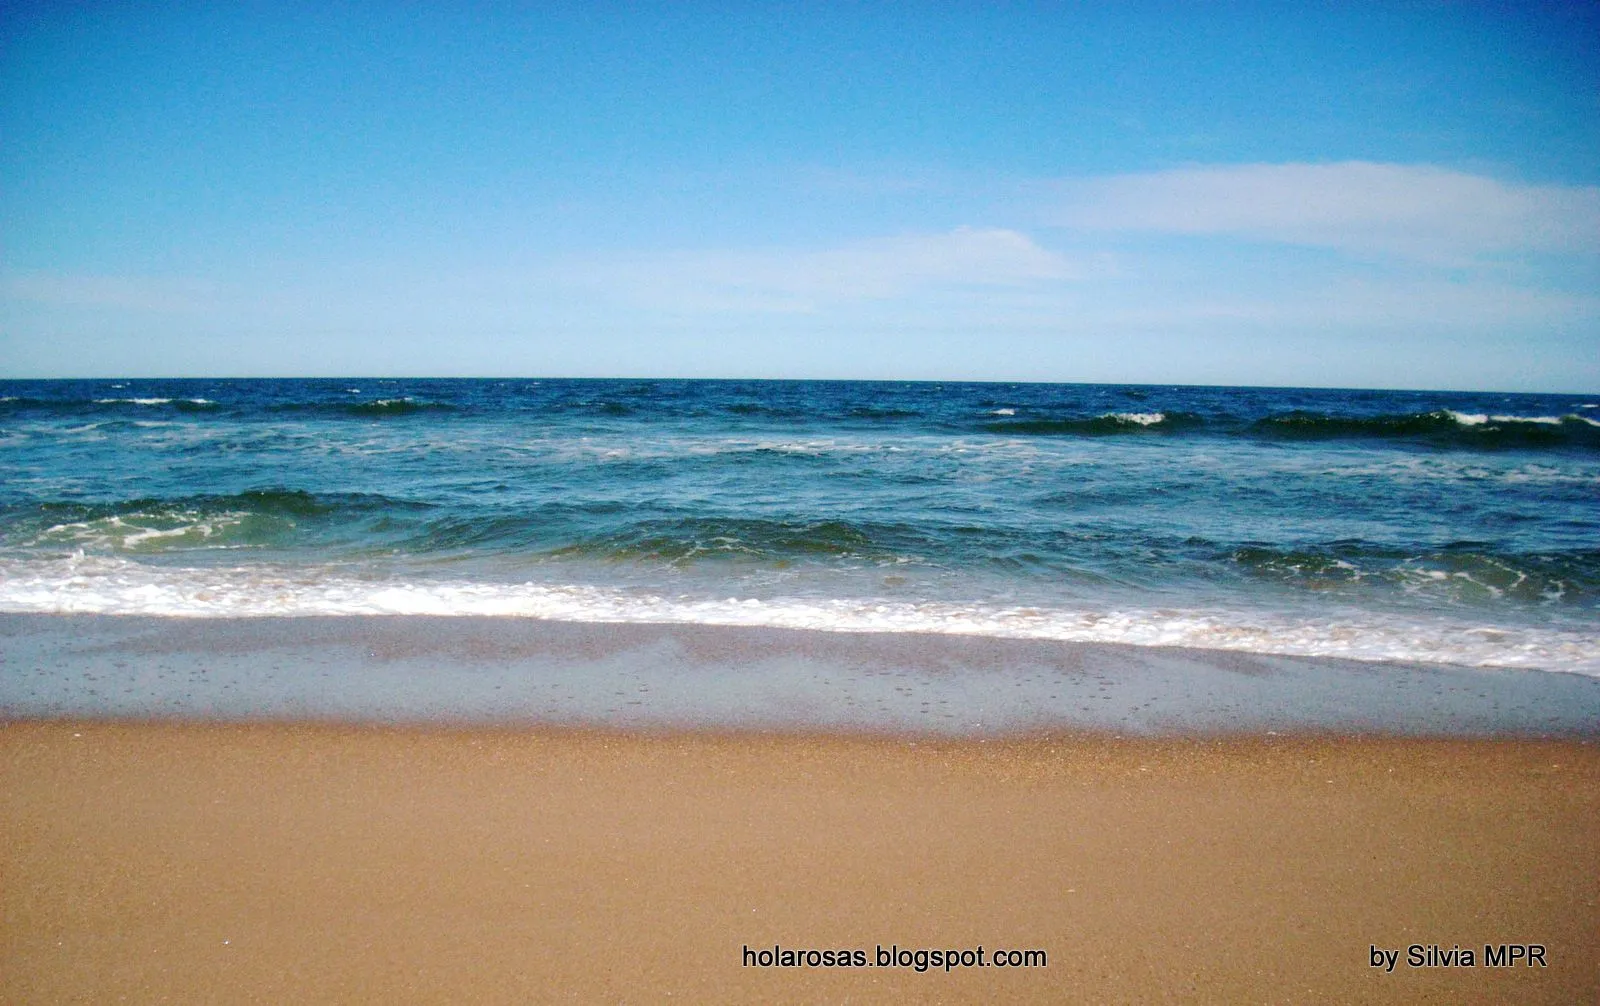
2,378 -> 1596,673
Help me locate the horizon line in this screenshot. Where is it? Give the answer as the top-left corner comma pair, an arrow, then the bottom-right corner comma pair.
2,374 -> 1597,397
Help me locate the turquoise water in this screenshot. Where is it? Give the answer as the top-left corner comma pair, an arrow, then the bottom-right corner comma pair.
2,378 -> 1596,674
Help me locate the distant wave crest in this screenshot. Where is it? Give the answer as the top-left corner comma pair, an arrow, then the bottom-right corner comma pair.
983,411 -> 1205,436
0,396 -> 219,413
1252,409 -> 1600,447
269,397 -> 458,417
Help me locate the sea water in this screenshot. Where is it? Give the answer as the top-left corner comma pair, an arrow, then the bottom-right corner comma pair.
1,378 -> 1596,676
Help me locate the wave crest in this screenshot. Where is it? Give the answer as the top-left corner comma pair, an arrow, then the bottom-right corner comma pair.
1253,410 -> 1600,447
983,411 -> 1204,435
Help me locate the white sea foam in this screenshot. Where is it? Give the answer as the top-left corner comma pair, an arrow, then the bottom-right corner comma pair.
92,397 -> 213,406
28,512 -> 252,552
1315,456 -> 1600,487
1446,410 -> 1595,427
1111,412 -> 1165,425
990,408 -> 1015,416
517,435 -> 906,463
1,557 -> 1594,675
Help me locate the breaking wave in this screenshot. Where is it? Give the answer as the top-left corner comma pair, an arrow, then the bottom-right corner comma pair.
0,557 -> 1594,675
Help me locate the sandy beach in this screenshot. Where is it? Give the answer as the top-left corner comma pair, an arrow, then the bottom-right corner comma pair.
8,1 -> 1599,1000
3,720 -> 1596,1003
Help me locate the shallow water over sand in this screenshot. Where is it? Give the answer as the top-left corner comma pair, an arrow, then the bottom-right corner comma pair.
5,615 -> 1598,735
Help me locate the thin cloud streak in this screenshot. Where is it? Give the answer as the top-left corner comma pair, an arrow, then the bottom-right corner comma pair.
1046,162 -> 1600,261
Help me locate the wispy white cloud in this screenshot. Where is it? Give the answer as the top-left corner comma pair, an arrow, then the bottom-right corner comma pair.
1082,278 -> 1600,330
551,227 -> 1090,312
1046,162 -> 1600,261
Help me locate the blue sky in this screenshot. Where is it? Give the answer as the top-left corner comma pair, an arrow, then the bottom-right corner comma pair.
2,3 -> 1597,390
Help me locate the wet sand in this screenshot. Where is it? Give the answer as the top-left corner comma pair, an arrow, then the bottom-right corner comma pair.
3,721 -> 1596,1003
8,614 -> 1600,735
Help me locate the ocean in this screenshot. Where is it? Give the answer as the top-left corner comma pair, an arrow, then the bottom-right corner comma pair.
2,377 -> 1595,686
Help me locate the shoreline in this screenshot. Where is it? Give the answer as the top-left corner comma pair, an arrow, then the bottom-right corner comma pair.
5,612 -> 1599,737
4,720 -> 1596,1002
7,614 -> 1597,999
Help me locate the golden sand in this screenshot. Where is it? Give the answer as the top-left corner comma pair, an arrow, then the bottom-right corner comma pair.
3,722 -> 1596,1003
